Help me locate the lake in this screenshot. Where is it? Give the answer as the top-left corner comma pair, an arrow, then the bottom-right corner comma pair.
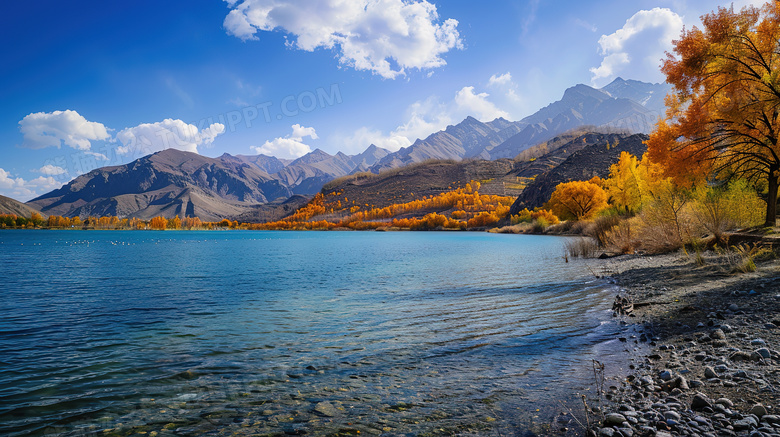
0,230 -> 626,436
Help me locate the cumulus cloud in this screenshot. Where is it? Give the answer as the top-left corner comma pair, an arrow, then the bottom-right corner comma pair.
0,168 -> 62,202
454,87 -> 510,121
19,110 -> 110,151
590,8 -> 683,86
252,124 -> 317,159
223,0 -> 462,79
115,119 -> 226,156
488,72 -> 512,87
37,165 -> 68,176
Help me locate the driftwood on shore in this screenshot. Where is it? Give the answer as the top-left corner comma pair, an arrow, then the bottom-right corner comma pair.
613,294 -> 674,316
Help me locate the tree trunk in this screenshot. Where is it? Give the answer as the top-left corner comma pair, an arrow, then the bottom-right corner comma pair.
765,168 -> 779,227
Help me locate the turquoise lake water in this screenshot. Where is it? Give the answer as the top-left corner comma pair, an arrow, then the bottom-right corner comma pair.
0,230 -> 624,436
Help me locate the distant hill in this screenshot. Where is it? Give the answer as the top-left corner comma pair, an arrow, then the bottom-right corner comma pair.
25,145 -> 394,221
509,132 -> 649,213
322,159 -> 518,211
27,149 -> 294,221
0,195 -> 45,218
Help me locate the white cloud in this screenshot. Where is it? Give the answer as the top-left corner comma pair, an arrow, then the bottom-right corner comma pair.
337,127 -> 412,154
455,87 -> 510,121
0,168 -> 62,202
488,72 -> 512,87
37,165 -> 67,176
252,124 -> 317,159
19,110 -> 110,151
223,0 -> 462,79
590,8 -> 683,86
115,119 -> 226,157
290,123 -> 318,141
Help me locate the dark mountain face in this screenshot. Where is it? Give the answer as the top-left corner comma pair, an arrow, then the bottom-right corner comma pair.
509,133 -> 649,214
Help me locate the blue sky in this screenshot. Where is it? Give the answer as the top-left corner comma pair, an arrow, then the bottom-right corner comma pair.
0,0 -> 764,201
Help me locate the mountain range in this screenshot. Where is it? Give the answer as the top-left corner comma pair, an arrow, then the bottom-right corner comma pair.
370,77 -> 668,168
17,77 -> 670,220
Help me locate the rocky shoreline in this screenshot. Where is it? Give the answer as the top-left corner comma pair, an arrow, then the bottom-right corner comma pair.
586,252 -> 780,437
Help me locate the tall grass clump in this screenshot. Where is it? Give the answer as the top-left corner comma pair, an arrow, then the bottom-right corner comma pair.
565,237 -> 600,258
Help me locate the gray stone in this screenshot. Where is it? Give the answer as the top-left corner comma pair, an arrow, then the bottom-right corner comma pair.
711,329 -> 727,339
751,338 -> 767,346
604,413 -> 627,427
761,414 -> 780,424
599,428 -> 615,437
704,366 -> 718,379
692,392 -> 713,410
734,416 -> 759,430
313,401 -> 339,417
659,369 -> 673,381
728,303 -> 739,312
750,404 -> 768,418
664,411 -> 681,421
755,348 -> 771,359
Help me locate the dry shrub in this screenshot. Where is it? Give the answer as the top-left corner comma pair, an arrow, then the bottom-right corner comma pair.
720,243 -> 774,273
604,219 -> 640,254
691,180 -> 765,242
568,220 -> 591,235
633,180 -> 765,254
565,237 -> 600,258
634,183 -> 696,253
586,214 -> 621,246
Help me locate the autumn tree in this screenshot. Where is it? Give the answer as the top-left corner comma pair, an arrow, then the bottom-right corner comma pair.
647,2 -> 780,226
168,215 -> 182,230
149,216 -> 168,230
546,180 -> 608,221
30,212 -> 44,227
604,152 -> 643,213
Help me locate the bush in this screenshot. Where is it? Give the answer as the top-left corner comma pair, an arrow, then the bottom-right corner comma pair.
691,180 -> 765,242
586,215 -> 621,246
604,219 -> 640,254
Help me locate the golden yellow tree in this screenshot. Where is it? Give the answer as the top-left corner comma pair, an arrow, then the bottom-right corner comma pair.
647,2 -> 780,226
546,181 -> 608,220
603,152 -> 643,213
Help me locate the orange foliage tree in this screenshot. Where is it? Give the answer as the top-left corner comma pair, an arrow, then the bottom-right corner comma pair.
647,2 -> 780,226
546,181 -> 608,221
149,216 -> 168,230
